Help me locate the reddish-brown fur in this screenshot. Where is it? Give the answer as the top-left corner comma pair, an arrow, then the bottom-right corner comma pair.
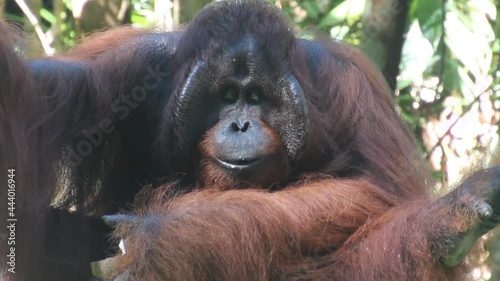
111,178 -> 473,280
0,1 -> 496,280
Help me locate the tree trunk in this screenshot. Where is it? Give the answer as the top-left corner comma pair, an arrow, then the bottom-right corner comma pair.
361,0 -> 411,90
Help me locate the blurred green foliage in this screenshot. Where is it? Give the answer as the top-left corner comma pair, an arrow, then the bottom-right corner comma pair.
3,0 -> 499,279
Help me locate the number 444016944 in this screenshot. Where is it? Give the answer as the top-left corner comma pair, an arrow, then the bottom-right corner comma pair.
7,169 -> 16,218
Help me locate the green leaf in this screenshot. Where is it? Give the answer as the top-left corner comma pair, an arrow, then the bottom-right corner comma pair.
40,8 -> 57,25
5,13 -> 26,24
329,25 -> 350,39
398,20 -> 435,89
301,1 -> 320,19
319,0 -> 366,27
445,12 -> 492,79
457,65 -> 476,101
415,0 -> 441,25
397,93 -> 414,109
418,10 -> 442,49
469,0 -> 497,21
442,58 -> 461,93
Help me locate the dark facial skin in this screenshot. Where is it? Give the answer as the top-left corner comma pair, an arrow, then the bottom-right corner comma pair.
173,36 -> 308,187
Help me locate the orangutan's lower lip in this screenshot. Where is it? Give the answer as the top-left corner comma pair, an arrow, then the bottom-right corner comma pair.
215,158 -> 262,170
